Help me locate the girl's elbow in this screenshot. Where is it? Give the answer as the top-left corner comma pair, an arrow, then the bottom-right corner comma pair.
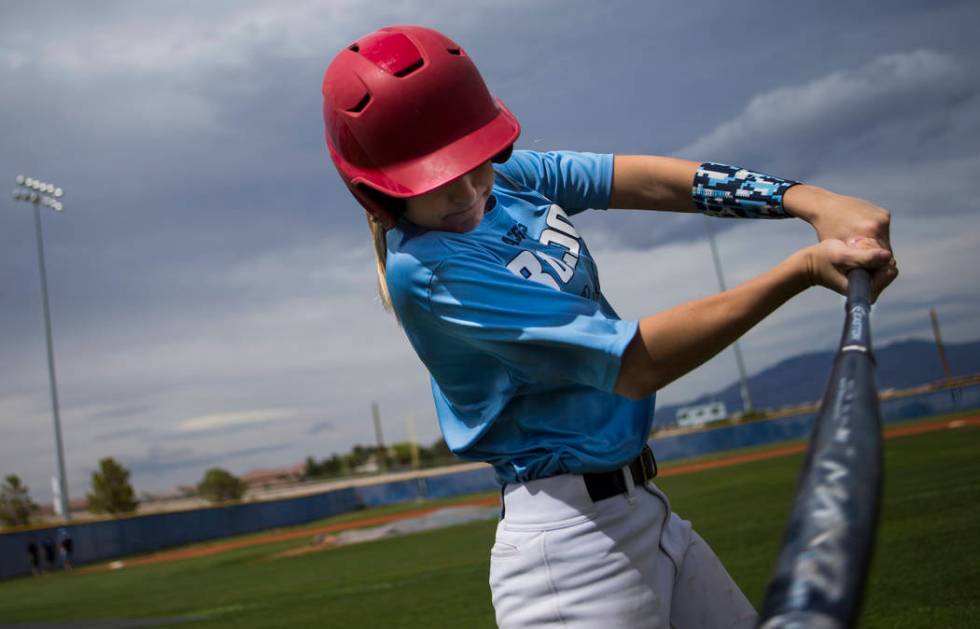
614,369 -> 668,400
615,329 -> 674,399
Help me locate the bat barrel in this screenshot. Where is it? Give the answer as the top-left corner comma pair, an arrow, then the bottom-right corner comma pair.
758,268 -> 883,629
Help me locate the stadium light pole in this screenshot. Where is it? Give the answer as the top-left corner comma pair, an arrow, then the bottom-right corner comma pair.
11,175 -> 71,521
702,216 -> 754,416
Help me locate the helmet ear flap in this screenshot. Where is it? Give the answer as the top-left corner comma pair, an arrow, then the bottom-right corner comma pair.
492,144 -> 514,164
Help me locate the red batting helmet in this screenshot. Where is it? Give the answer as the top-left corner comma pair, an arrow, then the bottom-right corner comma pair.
322,25 -> 521,228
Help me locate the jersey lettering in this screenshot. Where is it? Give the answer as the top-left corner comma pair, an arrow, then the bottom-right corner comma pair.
546,204 -> 580,238
506,250 -> 560,290
540,228 -> 580,257
541,204 -> 581,260
505,204 -> 591,292
537,252 -> 575,282
501,222 -> 529,246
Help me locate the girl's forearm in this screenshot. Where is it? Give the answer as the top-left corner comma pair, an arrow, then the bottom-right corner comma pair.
610,155 -> 799,217
614,252 -> 811,399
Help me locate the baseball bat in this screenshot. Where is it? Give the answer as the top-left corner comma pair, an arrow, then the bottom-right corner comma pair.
758,268 -> 883,629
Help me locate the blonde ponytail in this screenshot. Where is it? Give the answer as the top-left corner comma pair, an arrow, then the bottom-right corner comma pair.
367,214 -> 394,312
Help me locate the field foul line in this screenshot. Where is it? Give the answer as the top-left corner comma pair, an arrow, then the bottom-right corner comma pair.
80,415 -> 977,573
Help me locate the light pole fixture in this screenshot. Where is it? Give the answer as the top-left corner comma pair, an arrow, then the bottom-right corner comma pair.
12,174 -> 70,520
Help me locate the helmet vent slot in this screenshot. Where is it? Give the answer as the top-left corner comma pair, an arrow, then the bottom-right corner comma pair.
393,59 -> 424,77
347,93 -> 371,113
349,44 -> 360,52
356,31 -> 423,76
447,47 -> 462,55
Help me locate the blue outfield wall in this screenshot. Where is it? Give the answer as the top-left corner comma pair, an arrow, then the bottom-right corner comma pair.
354,467 -> 498,508
1,383 -> 975,580
0,468 -> 498,581
1,487 -> 361,580
651,382 -> 980,463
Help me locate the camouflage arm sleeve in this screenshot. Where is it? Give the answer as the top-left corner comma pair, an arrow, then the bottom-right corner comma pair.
692,162 -> 799,218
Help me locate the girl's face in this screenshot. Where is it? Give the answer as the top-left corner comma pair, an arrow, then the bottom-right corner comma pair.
404,161 -> 495,233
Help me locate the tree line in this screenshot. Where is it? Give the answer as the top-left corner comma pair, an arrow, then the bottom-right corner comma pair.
1,458 -> 248,528
2,438 -> 462,528
302,437 -> 458,479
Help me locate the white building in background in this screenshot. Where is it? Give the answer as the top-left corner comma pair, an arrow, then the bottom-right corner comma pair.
676,401 -> 728,428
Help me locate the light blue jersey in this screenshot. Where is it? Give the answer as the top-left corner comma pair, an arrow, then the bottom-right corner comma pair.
386,150 -> 654,484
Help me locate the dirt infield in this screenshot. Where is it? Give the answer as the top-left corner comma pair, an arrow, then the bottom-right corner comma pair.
81,415 -> 978,574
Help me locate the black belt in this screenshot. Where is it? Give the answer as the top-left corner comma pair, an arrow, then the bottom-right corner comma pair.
583,445 -> 658,503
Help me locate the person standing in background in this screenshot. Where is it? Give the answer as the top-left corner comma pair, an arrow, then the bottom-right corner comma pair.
26,537 -> 41,576
41,537 -> 56,572
57,527 -> 73,571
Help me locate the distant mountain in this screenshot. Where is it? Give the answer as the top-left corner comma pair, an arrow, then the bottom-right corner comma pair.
654,338 -> 980,427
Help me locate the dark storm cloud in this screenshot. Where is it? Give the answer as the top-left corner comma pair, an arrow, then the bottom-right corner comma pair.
578,48 -> 980,250
679,50 -> 977,175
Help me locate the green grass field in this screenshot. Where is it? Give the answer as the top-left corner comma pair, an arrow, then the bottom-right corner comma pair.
1,419 -> 977,628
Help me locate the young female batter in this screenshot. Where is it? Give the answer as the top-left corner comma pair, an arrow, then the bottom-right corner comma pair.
321,25 -> 896,628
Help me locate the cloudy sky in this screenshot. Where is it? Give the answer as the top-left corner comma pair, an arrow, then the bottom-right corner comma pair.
2,1 -> 978,504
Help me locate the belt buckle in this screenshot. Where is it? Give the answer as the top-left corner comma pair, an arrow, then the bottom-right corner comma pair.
639,445 -> 657,481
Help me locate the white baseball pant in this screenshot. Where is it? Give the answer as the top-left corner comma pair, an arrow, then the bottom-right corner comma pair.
489,468 -> 758,628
